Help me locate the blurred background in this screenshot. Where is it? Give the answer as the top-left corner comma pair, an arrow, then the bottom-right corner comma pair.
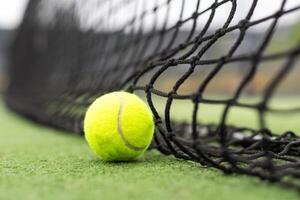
0,0 -> 299,96
0,0 -> 28,93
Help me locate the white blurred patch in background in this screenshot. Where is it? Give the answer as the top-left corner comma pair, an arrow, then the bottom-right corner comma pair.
0,0 -> 28,29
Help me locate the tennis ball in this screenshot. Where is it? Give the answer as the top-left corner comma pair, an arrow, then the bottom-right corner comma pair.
84,91 -> 154,161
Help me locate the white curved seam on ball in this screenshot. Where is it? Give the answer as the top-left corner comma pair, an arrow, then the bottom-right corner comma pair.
118,96 -> 146,151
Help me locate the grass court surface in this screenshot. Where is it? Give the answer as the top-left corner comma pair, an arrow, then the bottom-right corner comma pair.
0,99 -> 299,200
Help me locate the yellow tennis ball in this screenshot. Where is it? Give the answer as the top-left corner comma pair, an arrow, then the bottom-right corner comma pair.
84,91 -> 154,161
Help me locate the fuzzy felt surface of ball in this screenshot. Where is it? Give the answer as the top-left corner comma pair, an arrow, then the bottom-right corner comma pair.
84,91 -> 154,161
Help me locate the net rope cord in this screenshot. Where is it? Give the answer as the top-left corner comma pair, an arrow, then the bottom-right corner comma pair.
6,0 -> 300,191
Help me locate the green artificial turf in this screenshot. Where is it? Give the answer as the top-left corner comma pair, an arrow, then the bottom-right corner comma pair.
0,99 -> 299,200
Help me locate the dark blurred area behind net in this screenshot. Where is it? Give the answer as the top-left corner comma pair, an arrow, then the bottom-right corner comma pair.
0,29 -> 13,92
4,0 -> 300,192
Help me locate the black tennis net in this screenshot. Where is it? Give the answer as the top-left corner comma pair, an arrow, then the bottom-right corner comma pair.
6,0 -> 300,191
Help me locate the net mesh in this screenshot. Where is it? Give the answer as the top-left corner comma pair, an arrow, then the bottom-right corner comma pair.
6,0 -> 300,191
